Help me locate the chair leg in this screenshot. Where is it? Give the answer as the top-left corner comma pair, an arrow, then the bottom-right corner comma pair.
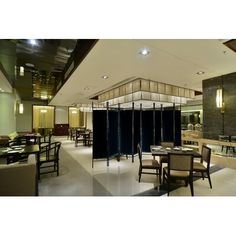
167,178 -> 170,196
138,167 -> 141,182
207,171 -> 212,188
201,171 -> 204,180
189,177 -> 194,196
185,179 -> 188,187
158,168 -> 162,184
56,160 -> 59,176
159,163 -> 162,184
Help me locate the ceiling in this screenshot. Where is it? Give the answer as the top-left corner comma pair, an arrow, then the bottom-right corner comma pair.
49,39 -> 236,107
2,39 -> 236,106
0,39 -> 77,100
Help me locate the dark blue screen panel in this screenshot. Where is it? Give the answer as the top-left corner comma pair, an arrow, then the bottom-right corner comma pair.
163,110 -> 174,142
133,110 -> 140,154
108,111 -> 119,156
120,110 -> 132,155
155,110 -> 162,145
142,110 -> 154,152
93,110 -> 107,159
175,110 -> 181,146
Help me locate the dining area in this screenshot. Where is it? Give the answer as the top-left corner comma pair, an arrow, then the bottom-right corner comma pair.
137,142 -> 212,196
0,132 -> 62,196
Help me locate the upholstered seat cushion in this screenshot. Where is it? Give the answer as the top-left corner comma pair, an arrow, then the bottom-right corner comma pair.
142,159 -> 160,168
40,155 -> 56,162
193,162 -> 206,171
163,167 -> 190,177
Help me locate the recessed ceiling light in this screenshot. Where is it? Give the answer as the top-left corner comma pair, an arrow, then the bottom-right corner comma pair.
139,48 -> 150,56
29,39 -> 37,46
196,71 -> 205,75
101,75 -> 109,80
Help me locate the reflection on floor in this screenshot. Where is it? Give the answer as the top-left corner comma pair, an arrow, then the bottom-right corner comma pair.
38,136 -> 236,196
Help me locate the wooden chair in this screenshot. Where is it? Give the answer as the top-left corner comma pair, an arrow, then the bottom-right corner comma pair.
219,135 -> 230,154
86,131 -> 93,146
39,133 -> 52,148
39,142 -> 61,178
159,142 -> 175,183
137,144 -> 161,183
163,153 -> 194,196
230,135 -> 236,153
75,129 -> 85,147
193,145 -> 212,188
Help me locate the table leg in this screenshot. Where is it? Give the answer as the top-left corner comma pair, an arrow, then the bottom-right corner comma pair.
36,152 -> 40,181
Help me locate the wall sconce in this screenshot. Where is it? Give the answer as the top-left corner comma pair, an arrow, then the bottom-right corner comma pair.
19,103 -> 24,114
216,88 -> 222,108
216,88 -> 224,113
20,66 -> 24,76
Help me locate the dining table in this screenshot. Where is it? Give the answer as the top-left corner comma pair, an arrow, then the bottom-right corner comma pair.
150,145 -> 202,159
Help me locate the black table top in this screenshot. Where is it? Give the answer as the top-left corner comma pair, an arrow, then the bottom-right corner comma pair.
0,144 -> 40,157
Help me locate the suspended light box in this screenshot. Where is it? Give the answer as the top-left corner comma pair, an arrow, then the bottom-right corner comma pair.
97,78 -> 196,108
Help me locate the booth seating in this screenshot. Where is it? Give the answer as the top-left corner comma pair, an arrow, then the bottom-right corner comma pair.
0,155 -> 37,196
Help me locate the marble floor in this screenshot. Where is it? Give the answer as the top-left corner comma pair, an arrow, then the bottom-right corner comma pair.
38,136 -> 236,196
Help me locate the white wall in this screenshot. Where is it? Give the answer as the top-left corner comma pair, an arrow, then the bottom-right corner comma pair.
86,112 -> 93,130
55,106 -> 68,124
0,92 -> 17,135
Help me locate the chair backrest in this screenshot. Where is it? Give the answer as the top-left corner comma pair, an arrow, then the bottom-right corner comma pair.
219,135 -> 229,141
40,142 -> 61,161
43,133 -> 52,143
161,142 -> 174,148
168,153 -> 193,171
230,136 -> 236,143
201,145 -> 211,168
137,144 -> 142,166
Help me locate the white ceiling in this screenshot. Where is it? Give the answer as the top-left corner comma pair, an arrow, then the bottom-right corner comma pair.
50,39 -> 236,106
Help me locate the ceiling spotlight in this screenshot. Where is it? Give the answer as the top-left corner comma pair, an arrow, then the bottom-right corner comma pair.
29,39 -> 37,46
139,48 -> 150,56
196,71 -> 205,75
101,75 -> 109,80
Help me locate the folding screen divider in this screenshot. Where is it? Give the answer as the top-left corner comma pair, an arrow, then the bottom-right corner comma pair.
92,103 -> 181,167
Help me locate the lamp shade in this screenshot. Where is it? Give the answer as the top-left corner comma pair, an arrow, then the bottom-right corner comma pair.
19,103 -> 24,114
216,88 -> 223,108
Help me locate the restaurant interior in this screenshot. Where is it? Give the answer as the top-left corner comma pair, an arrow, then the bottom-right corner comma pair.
3,2 -> 236,235
1,39 -> 236,197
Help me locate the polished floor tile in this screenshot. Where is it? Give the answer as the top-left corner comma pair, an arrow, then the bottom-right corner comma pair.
38,136 -> 236,196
